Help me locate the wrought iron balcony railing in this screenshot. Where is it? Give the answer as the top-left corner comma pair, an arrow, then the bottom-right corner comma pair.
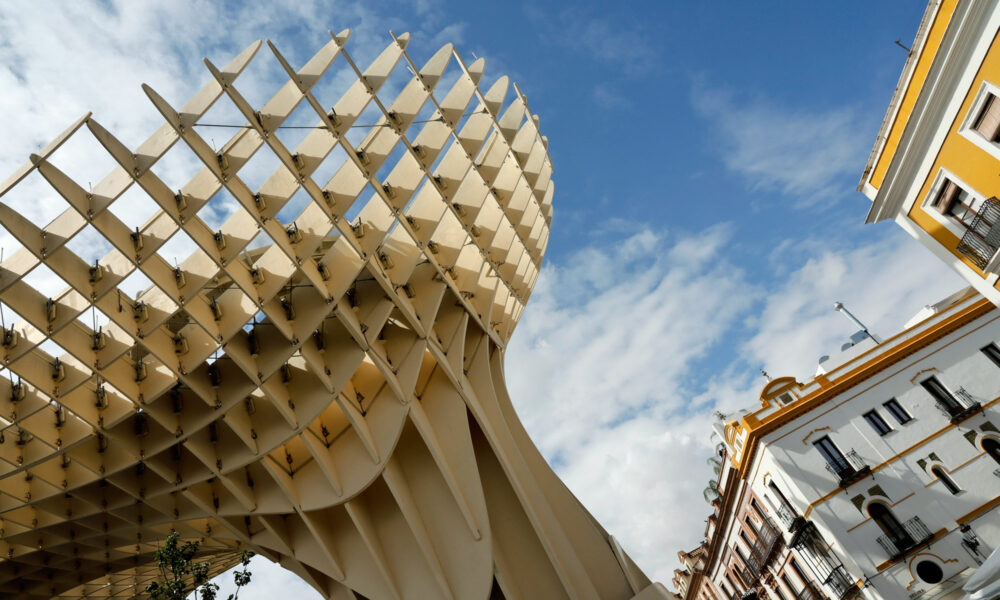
775,502 -> 796,530
745,517 -> 781,577
875,516 -> 933,560
956,195 -> 1000,270
823,565 -> 857,599
823,450 -> 871,487
947,387 -> 984,424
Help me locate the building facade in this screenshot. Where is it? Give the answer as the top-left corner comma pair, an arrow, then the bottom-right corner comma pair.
861,0 -> 1000,307
677,440 -> 833,600
678,288 -> 1000,600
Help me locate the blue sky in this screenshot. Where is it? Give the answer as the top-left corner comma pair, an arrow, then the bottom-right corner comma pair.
0,0 -> 971,595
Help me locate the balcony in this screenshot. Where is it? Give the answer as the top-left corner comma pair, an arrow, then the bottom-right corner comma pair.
956,196 -> 1000,271
823,450 -> 871,487
823,565 -> 857,600
946,387 -> 983,424
745,518 -> 781,577
775,502 -> 796,530
875,516 -> 934,560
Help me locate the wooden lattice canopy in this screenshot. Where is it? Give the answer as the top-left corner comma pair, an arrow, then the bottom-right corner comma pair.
0,30 -> 660,600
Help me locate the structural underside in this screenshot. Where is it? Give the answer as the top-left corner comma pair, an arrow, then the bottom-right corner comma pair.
0,31 -> 665,599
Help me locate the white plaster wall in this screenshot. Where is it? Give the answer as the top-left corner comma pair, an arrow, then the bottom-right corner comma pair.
748,311 -> 1000,600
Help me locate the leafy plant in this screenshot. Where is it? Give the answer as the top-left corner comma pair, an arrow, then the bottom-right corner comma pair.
145,531 -> 254,600
702,479 -> 721,503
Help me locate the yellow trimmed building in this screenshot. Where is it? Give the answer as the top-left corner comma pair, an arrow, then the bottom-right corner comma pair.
861,0 -> 1000,305
703,287 -> 1000,600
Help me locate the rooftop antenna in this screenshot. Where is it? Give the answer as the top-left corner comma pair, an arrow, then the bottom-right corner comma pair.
833,302 -> 881,343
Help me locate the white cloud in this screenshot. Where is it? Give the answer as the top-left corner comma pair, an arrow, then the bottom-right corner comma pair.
744,229 -> 965,381
507,224 -> 757,583
691,83 -> 873,204
506,223 -> 966,586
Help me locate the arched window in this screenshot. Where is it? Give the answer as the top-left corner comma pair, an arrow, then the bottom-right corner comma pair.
931,465 -> 961,495
868,502 -> 913,548
983,438 -> 1000,465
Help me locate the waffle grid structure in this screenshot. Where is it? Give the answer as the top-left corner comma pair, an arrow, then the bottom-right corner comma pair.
0,30 -> 659,599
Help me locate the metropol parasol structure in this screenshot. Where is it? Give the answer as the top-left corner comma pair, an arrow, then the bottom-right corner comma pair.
0,31 -> 665,599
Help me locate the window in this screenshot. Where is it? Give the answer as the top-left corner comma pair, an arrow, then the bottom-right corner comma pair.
883,399 -> 912,424
813,436 -> 850,473
931,179 -> 976,225
750,498 -> 765,520
982,343 -> 1000,368
739,530 -> 753,549
915,560 -> 944,584
868,502 -> 910,543
925,172 -> 1000,270
984,438 -> 1000,465
781,574 -> 799,595
973,93 -> 1000,142
789,559 -> 810,589
773,586 -> 787,600
863,410 -> 892,435
931,465 -> 961,495
921,376 -> 963,413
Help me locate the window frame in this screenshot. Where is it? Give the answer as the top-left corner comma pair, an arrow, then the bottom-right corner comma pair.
982,343 -> 1000,368
930,465 -> 962,495
983,437 -> 1000,465
813,435 -> 849,472
862,409 -> 893,436
921,376 -> 963,412
960,80 -> 1000,162
883,398 -> 912,424
921,169 -> 987,239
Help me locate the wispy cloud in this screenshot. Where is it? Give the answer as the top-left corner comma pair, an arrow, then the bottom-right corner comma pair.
523,5 -> 659,76
507,223 -> 965,584
592,83 -> 632,109
507,224 -> 757,582
743,230 -> 965,380
691,83 -> 873,204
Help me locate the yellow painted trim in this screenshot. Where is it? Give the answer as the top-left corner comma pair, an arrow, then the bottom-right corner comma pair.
945,450 -> 986,474
845,492 -> 918,532
909,367 -> 939,385
803,393 -> 996,517
871,0 -> 958,188
874,529 -> 948,573
903,553 -> 960,591
800,426 -> 832,446
736,298 -> 994,480
957,494 -> 1000,524
903,25 -> 1000,276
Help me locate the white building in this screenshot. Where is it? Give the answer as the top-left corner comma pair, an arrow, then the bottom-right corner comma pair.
720,288 -> 1000,600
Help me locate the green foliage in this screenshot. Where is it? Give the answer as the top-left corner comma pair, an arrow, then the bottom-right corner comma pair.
145,532 -> 255,600
702,479 -> 720,503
